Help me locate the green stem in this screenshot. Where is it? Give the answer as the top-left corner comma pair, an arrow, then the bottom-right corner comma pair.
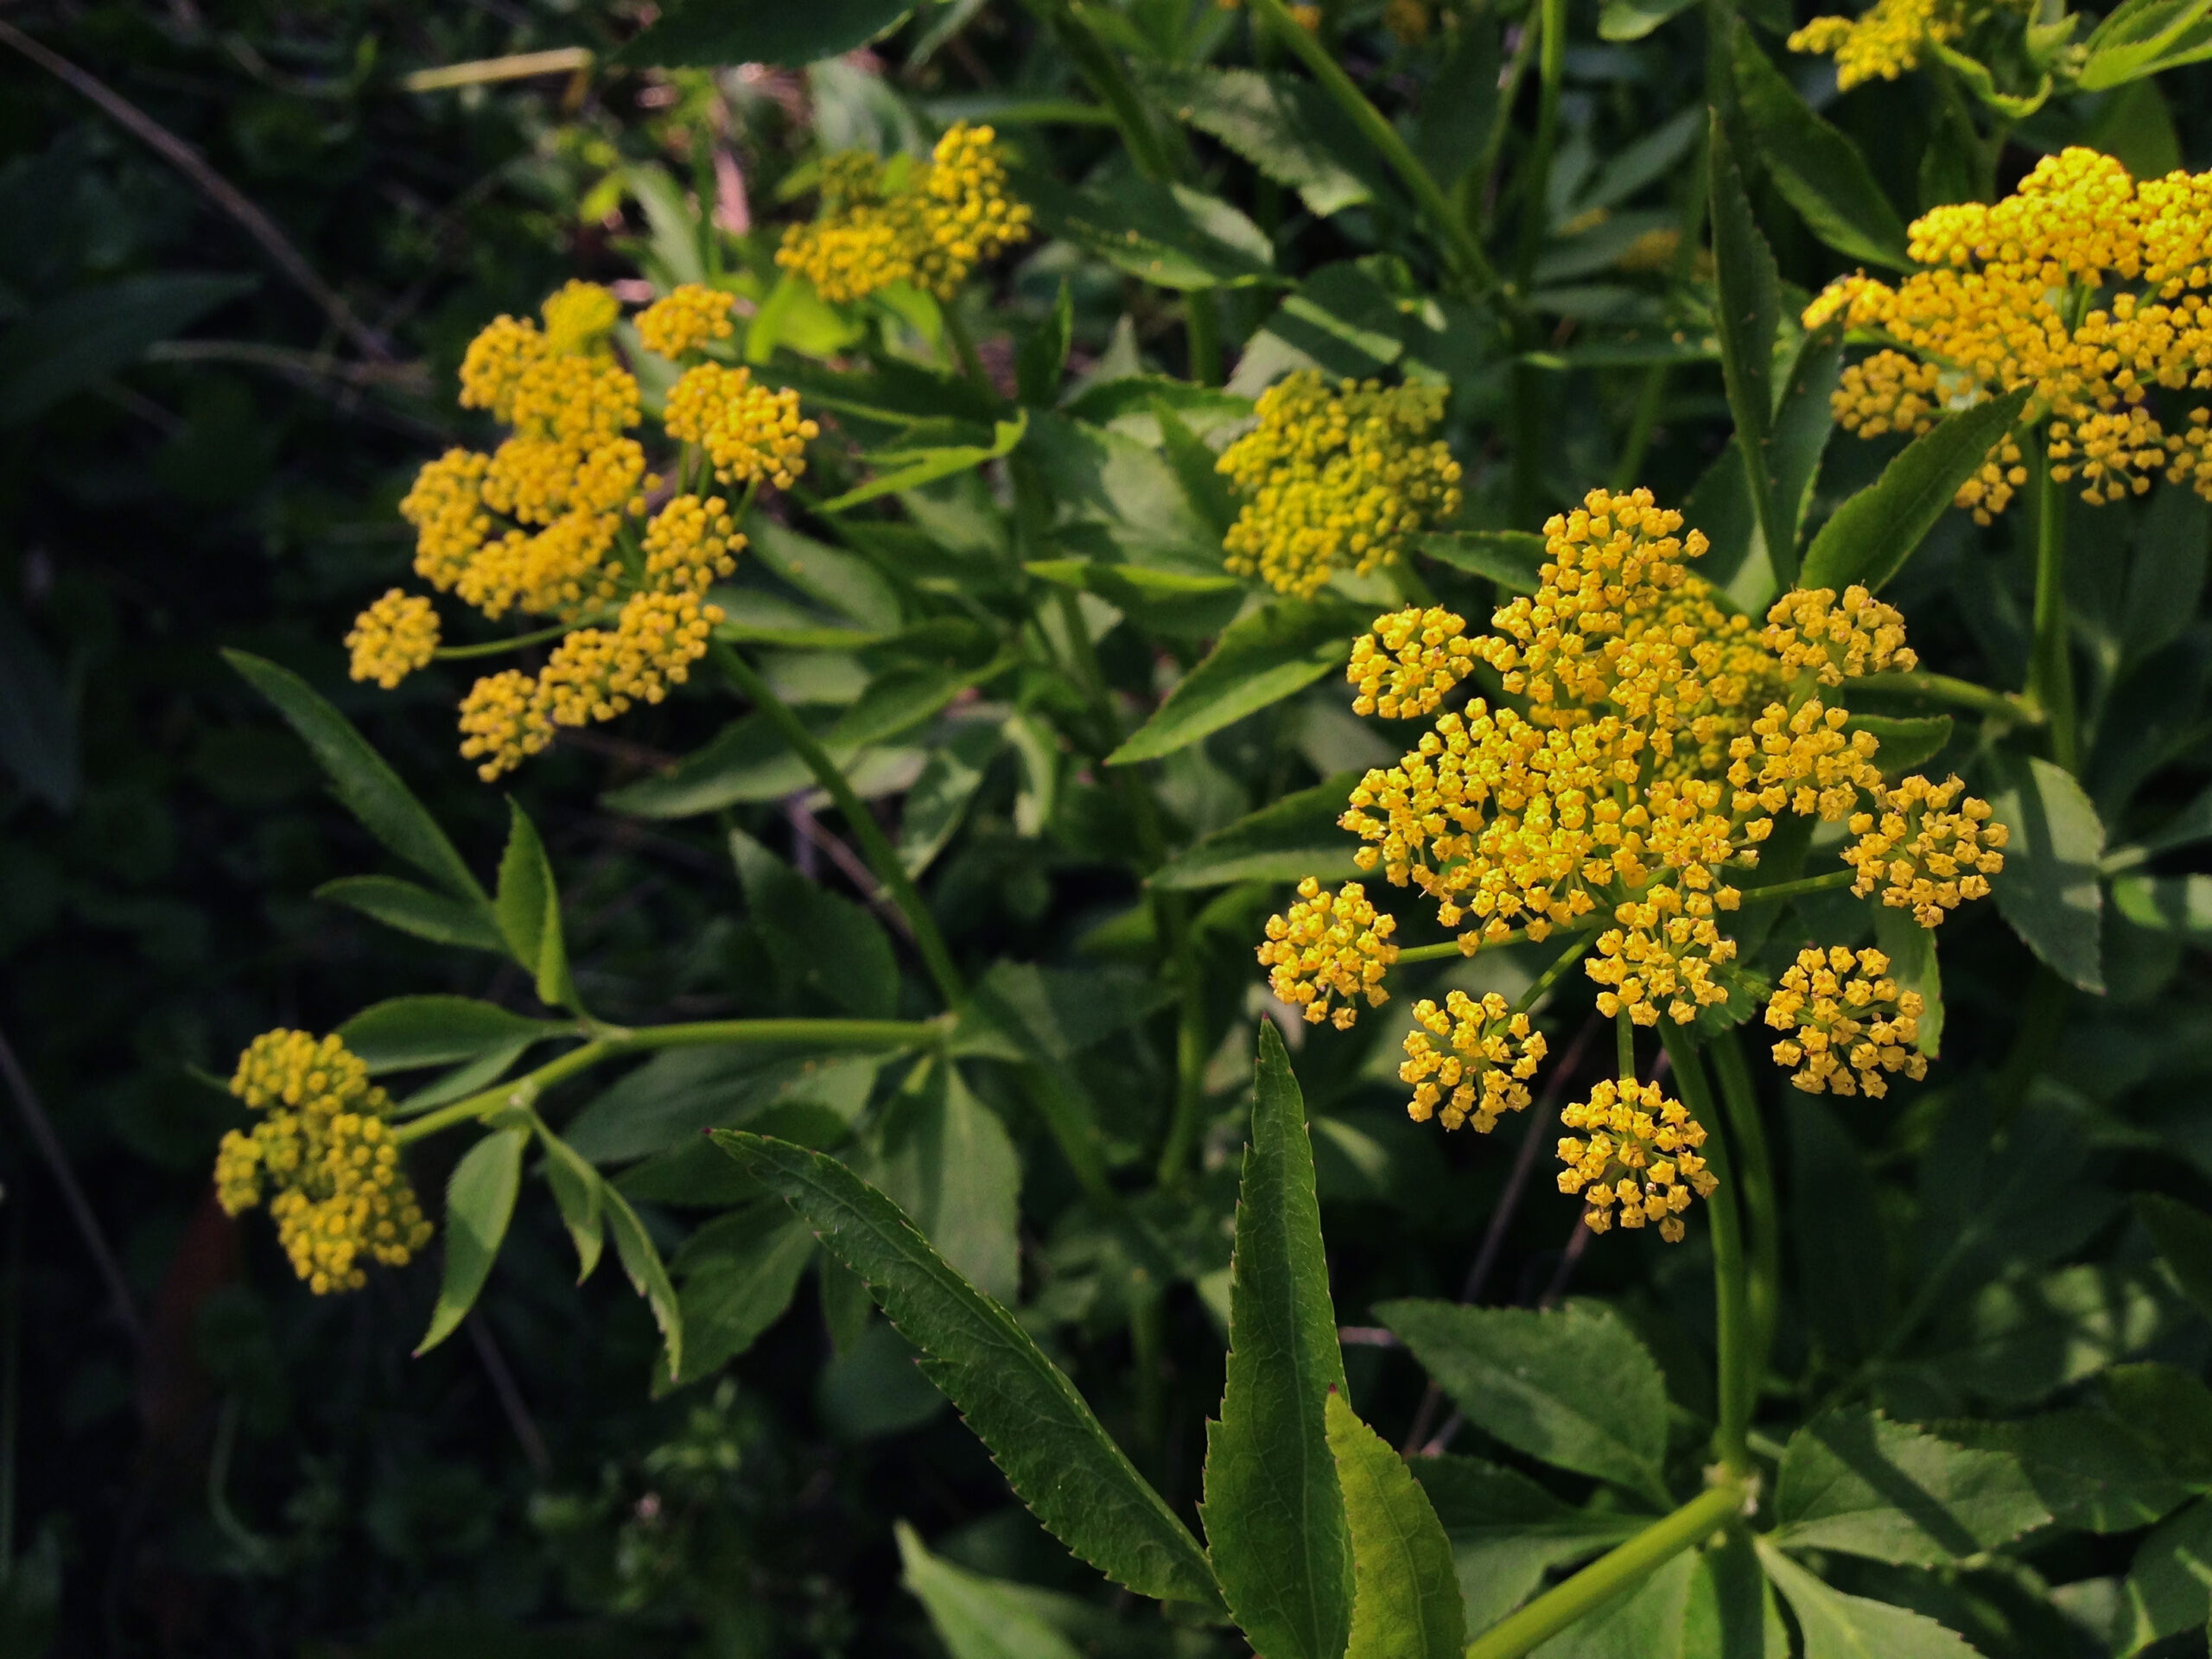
1462,1478 -> 1751,1659
2025,438 -> 2078,771
1709,1032 -> 1778,1408
940,302 -> 994,399
1611,124 -> 1713,491
1659,1024 -> 1752,1476
1738,868 -> 1854,906
1244,0 -> 1510,306
1849,670 -> 2041,724
395,1018 -> 943,1144
434,620 -> 581,660
1616,1008 -> 1637,1083
1516,929 -> 1599,1014
1184,291 -> 1224,386
1516,0 -> 1567,296
713,643 -> 968,1007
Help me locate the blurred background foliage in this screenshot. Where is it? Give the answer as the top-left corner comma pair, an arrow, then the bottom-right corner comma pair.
5,0 -> 2212,1655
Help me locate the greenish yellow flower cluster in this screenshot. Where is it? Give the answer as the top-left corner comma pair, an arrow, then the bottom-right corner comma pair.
1808,149 -> 2212,521
1217,372 -> 1463,597
370,282 -> 818,779
1255,488 -> 2008,1243
776,122 -> 1033,304
215,1031 -> 432,1294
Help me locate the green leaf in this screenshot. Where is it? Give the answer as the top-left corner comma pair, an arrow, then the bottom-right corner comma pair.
1770,1408 -> 2050,1564
895,1522 -> 1088,1659
1798,389 -> 2031,593
226,651 -> 489,907
1528,1549 -> 1702,1657
1773,324 -> 1847,563
416,1128 -> 527,1356
314,875 -> 507,953
1849,714 -> 1953,774
563,1047 -> 884,1164
1109,601 -> 1359,765
819,413 -> 1028,514
1987,753 -> 2107,994
1022,172 -> 1276,292
899,722 -> 1001,877
1021,412 -> 1224,573
604,1183 -> 685,1380
1151,772 -> 1363,889
868,1064 -> 1022,1306
1872,903 -> 1944,1056
2138,1194 -> 2212,1322
1732,29 -> 1910,270
1946,1411 -> 2197,1534
1707,114 -> 1786,587
1377,1299 -> 1672,1507
0,273 -> 258,423
1018,281 -> 1074,408
534,1122 -> 605,1282
2111,873 -> 2212,944
617,0 -> 909,67
2079,0 -> 2212,89
1140,67 -> 1384,218
2104,1365 -> 2212,1483
1203,1023 -> 1353,1659
1325,1390 -> 1465,1659
713,1131 -> 1224,1611
730,830 -> 901,1019
1599,0 -> 1698,41
335,996 -> 560,1073
1758,1543 -> 1981,1659
672,1204 -> 817,1382
2120,1497 -> 2212,1653
1914,1264 -> 2183,1408
0,599 -> 78,810
1154,399 -> 1239,540
1787,1098 -> 1897,1367
1421,530 -> 1548,592
494,802 -> 580,1012
1412,1456 -> 1646,1633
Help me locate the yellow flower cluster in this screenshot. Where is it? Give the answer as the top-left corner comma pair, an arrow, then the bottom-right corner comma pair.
346,589 -> 440,690
1217,372 -> 1464,597
1555,1078 -> 1716,1243
1347,605 -> 1477,718
1400,991 -> 1548,1131
1787,0 -> 1977,88
635,283 -> 736,359
1256,876 -> 1400,1029
215,1030 -> 432,1295
1262,486 -> 2009,1238
664,363 -> 817,491
1764,946 -> 1929,1097
775,123 -> 1033,304
1843,772 -> 2008,925
372,283 -> 821,777
1808,148 -> 2212,522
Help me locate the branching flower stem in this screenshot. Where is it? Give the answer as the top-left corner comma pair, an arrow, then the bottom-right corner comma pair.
393,1016 -> 944,1144
1659,1023 -> 1754,1477
1462,1475 -> 1753,1658
2025,436 -> 2079,770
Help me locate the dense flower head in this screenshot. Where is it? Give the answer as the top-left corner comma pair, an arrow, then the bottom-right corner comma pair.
1556,1078 -> 1715,1243
1587,885 -> 1740,1027
1348,605 -> 1477,718
1807,148 -> 2212,521
635,283 -> 739,359
541,279 -> 620,357
1400,991 -> 1548,1131
1783,0 -> 2018,88
215,1030 -> 432,1294
1844,772 -> 2008,925
775,124 -> 1032,304
346,589 -> 440,689
1217,372 -> 1463,597
1257,877 -> 1400,1029
1765,945 -> 1929,1096
664,363 -> 817,490
1764,586 -> 1917,684
371,285 -> 811,779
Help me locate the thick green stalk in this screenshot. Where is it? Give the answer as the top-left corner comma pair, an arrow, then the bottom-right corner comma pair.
1737,868 -> 1854,906
713,643 -> 967,1007
1244,0 -> 1509,304
1709,1032 -> 1778,1404
2025,439 -> 2078,770
1850,670 -> 2041,724
394,1018 -> 943,1144
1463,1477 -> 1751,1659
1659,1024 -> 1752,1475
1616,1008 -> 1637,1083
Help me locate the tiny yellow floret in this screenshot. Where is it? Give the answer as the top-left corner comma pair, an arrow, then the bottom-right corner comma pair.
636,283 -> 739,359
1765,945 -> 1929,1097
1401,990 -> 1548,1131
1556,1078 -> 1716,1243
1257,876 -> 1400,1029
346,589 -> 440,689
